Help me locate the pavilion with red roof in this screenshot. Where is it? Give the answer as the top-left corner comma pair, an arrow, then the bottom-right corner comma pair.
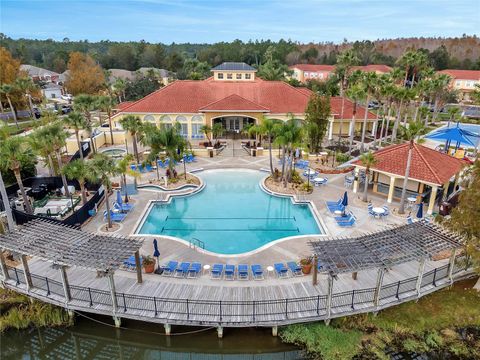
112,62 -> 376,143
351,143 -> 465,214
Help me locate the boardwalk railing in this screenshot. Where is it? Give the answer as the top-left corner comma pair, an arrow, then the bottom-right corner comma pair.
4,256 -> 471,326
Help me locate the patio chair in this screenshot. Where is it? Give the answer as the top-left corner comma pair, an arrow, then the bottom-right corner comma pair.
238,264 -> 249,280
157,160 -> 166,168
103,210 -> 127,222
211,264 -> 224,279
287,261 -> 302,277
251,264 -> 264,280
326,198 -> 342,208
130,164 -> 137,172
224,264 -> 235,280
187,262 -> 202,278
145,164 -> 153,172
367,203 -> 376,217
381,205 -> 390,217
174,262 -> 191,277
334,213 -> 354,223
407,216 -> 414,225
327,202 -> 345,213
274,263 -> 289,278
162,261 -> 178,276
336,217 -> 356,227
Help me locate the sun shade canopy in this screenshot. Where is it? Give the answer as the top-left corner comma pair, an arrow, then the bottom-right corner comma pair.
0,220 -> 143,271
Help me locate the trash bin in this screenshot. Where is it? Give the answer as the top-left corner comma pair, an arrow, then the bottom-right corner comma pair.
252,149 -> 256,157
209,149 -> 214,158
439,201 -> 451,216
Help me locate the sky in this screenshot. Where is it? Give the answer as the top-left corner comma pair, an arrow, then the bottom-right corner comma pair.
1,0 -> 479,44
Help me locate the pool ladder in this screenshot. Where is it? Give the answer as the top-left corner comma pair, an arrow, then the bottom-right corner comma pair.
189,238 -> 205,250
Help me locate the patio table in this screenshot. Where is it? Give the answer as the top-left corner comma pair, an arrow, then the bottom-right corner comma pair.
313,177 -> 327,185
304,169 -> 317,176
266,266 -> 274,278
372,207 -> 386,218
203,264 -> 210,275
407,196 -> 417,208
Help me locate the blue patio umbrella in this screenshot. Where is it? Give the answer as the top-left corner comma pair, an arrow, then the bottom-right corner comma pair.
426,122 -> 479,152
416,203 -> 424,219
116,189 -> 122,205
153,238 -> 160,271
341,191 -> 348,207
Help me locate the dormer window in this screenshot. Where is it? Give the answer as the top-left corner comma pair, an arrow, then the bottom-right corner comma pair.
227,73 -> 233,79
218,73 -> 224,79
236,73 -> 242,79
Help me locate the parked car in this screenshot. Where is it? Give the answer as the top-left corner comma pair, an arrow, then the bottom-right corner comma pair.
32,107 -> 42,119
368,101 -> 379,109
60,105 -> 72,114
61,93 -> 73,101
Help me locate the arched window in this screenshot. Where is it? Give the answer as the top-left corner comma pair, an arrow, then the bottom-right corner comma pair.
191,115 -> 204,123
176,115 -> 187,123
143,114 -> 155,122
160,115 -> 172,123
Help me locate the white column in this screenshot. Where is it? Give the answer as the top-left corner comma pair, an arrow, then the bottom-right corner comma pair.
328,120 -> 334,140
387,176 -> 396,203
427,185 -> 438,215
415,258 -> 426,297
371,120 -> 378,139
352,167 -> 360,194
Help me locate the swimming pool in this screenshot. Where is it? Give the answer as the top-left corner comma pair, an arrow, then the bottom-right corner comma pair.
428,123 -> 480,147
101,148 -> 127,158
136,169 -> 323,255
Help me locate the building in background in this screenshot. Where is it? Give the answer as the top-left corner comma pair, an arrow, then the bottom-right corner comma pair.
288,64 -> 392,83
438,69 -> 480,103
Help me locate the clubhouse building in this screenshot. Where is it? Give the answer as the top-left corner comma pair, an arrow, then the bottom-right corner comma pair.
106,63 -> 377,149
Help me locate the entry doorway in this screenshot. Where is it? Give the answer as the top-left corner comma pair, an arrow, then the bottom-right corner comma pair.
213,116 -> 256,133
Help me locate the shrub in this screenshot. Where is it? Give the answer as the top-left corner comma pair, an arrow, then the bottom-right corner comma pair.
336,152 -> 351,164
290,170 -> 303,184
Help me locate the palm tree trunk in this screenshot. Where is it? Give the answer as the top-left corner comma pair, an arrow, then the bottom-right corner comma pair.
47,155 -> 54,176
360,95 -> 370,152
413,104 -> 419,122
392,100 -> 403,142
56,151 -> 70,197
268,134 -> 274,174
398,142 -> 414,214
108,111 -> 114,144
27,95 -> 34,118
0,169 -> 15,231
338,95 -> 345,144
75,130 -> 84,161
105,187 -> 112,228
132,133 -> 140,163
14,168 -> 33,214
348,110 -> 356,155
79,181 -> 87,204
372,107 -> 380,148
123,174 -> 129,203
280,145 -> 287,182
6,96 -> 18,129
0,96 -> 4,113
362,168 -> 369,202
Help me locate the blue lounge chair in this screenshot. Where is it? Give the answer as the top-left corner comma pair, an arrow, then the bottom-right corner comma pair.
334,214 -> 354,223
157,159 -> 165,168
130,164 -> 137,172
274,263 -> 288,278
251,264 -> 264,280
326,198 -> 342,207
145,164 -> 153,172
328,203 -> 345,213
224,264 -> 235,280
407,216 -> 414,225
211,264 -> 224,279
175,262 -> 191,277
103,210 -> 127,222
336,216 -> 356,227
113,201 -> 134,213
123,255 -> 142,271
287,261 -> 302,277
187,262 -> 202,278
162,261 -> 178,276
238,264 -> 249,280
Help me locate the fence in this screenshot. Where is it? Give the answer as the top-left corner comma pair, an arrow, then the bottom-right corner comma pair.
5,256 -> 470,325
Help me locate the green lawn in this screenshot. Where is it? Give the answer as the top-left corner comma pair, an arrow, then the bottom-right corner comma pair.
280,278 -> 480,360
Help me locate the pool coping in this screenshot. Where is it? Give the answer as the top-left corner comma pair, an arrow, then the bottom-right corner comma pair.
131,168 -> 328,258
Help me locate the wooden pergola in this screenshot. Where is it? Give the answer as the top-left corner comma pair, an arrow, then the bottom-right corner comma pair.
309,221 -> 464,320
0,220 -> 144,318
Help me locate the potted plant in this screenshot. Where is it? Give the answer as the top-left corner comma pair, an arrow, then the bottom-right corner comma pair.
300,256 -> 313,274
142,255 -> 156,273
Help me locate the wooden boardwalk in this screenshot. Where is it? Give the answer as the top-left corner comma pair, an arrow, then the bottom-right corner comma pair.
3,256 -> 473,329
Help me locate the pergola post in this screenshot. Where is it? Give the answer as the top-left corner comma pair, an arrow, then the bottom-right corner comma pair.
352,167 -> 360,193
415,258 -> 426,297
59,265 -> 71,302
325,273 -> 334,325
448,249 -> 457,284
387,176 -> 396,203
0,250 -> 10,281
21,255 -> 33,291
312,254 -> 318,286
108,272 -> 119,313
134,250 -> 142,284
427,186 -> 438,215
373,268 -> 385,309
327,119 -> 334,140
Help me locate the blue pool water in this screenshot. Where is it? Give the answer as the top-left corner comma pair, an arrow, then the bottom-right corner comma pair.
428,123 -> 480,147
137,169 -> 323,254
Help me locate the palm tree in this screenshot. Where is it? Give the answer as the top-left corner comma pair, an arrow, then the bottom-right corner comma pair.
418,105 -> 430,128
447,106 -> 461,127
200,124 -> 212,145
89,154 -> 118,228
0,137 -> 34,214
359,72 -> 378,152
359,151 -> 377,202
62,159 -> 94,205
259,117 -> 277,174
274,118 -> 302,186
46,123 -> 71,197
346,84 -> 366,154
113,78 -> 127,103
119,115 -> 143,164
74,94 -> 97,153
15,77 -> 38,117
398,121 -> 427,214
0,168 -> 15,231
212,123 -> 224,143
29,127 -> 56,176
96,96 -> 117,144
430,74 -> 452,122
115,154 -> 136,203
0,84 -> 19,128
64,112 -> 88,161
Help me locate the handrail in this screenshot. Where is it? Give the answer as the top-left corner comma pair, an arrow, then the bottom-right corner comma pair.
4,255 -> 471,325
189,237 -> 205,250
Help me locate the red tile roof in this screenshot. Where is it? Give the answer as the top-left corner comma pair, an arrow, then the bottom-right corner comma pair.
115,101 -> 134,110
199,94 -> 269,112
117,78 -> 376,120
289,64 -> 335,72
352,65 -> 392,73
353,143 -> 465,185
438,69 -> 480,80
